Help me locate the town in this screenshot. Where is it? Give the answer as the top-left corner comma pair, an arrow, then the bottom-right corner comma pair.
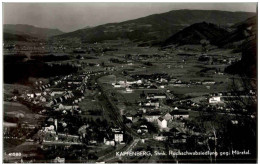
4,39 -> 256,163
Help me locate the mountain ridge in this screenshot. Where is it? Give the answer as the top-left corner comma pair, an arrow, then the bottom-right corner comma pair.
162,22 -> 230,46
51,9 -> 255,45
4,24 -> 64,39
217,15 -> 257,47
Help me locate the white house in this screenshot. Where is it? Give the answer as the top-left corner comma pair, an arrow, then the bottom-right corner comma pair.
137,125 -> 148,134
126,88 -> 133,93
144,115 -> 160,122
153,135 -> 167,141
157,117 -> 167,128
209,96 -> 222,103
51,91 -> 64,97
40,96 -> 47,102
231,120 -> 239,125
164,113 -> 172,121
58,104 -> 64,110
202,80 -> 216,85
146,93 -> 167,99
27,93 -> 34,98
44,125 -> 55,132
125,113 -> 133,121
114,131 -> 123,143
141,100 -> 160,108
112,83 -> 121,88
136,80 -> 142,84
104,138 -> 115,146
35,92 -> 42,97
66,105 -> 79,110
170,111 -> 189,119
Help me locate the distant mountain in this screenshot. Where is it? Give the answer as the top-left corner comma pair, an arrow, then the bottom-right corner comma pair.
224,16 -> 257,77
217,16 -> 257,47
3,32 -> 35,42
4,24 -> 64,39
52,10 -> 255,45
162,22 -> 229,46
225,37 -> 256,78
232,15 -> 257,29
82,26 -> 93,29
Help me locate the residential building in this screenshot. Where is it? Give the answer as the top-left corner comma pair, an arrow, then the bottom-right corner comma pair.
157,117 -> 167,128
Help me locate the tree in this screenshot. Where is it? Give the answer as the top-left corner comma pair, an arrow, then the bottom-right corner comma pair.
12,89 -> 19,95
194,110 -> 229,163
200,39 -> 210,53
226,76 -> 256,114
194,74 -> 257,163
223,75 -> 257,162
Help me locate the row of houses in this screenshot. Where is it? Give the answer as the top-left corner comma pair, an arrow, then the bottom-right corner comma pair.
37,71 -> 128,149
22,72 -> 95,147
125,109 -> 190,131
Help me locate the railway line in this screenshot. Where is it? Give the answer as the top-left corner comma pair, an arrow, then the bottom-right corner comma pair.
97,78 -> 139,138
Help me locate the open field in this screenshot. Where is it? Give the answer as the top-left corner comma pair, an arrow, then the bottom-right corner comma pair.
4,101 -> 44,125
4,84 -> 32,98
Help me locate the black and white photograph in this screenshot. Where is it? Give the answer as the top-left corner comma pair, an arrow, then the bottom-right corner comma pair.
2,2 -> 258,163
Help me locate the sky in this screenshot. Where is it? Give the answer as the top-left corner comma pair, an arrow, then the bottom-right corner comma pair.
3,3 -> 257,32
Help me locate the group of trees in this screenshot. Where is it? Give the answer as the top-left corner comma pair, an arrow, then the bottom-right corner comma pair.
30,54 -> 70,62
191,77 -> 257,163
4,61 -> 78,84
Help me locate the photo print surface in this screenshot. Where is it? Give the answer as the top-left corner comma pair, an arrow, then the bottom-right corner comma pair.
3,2 -> 257,163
